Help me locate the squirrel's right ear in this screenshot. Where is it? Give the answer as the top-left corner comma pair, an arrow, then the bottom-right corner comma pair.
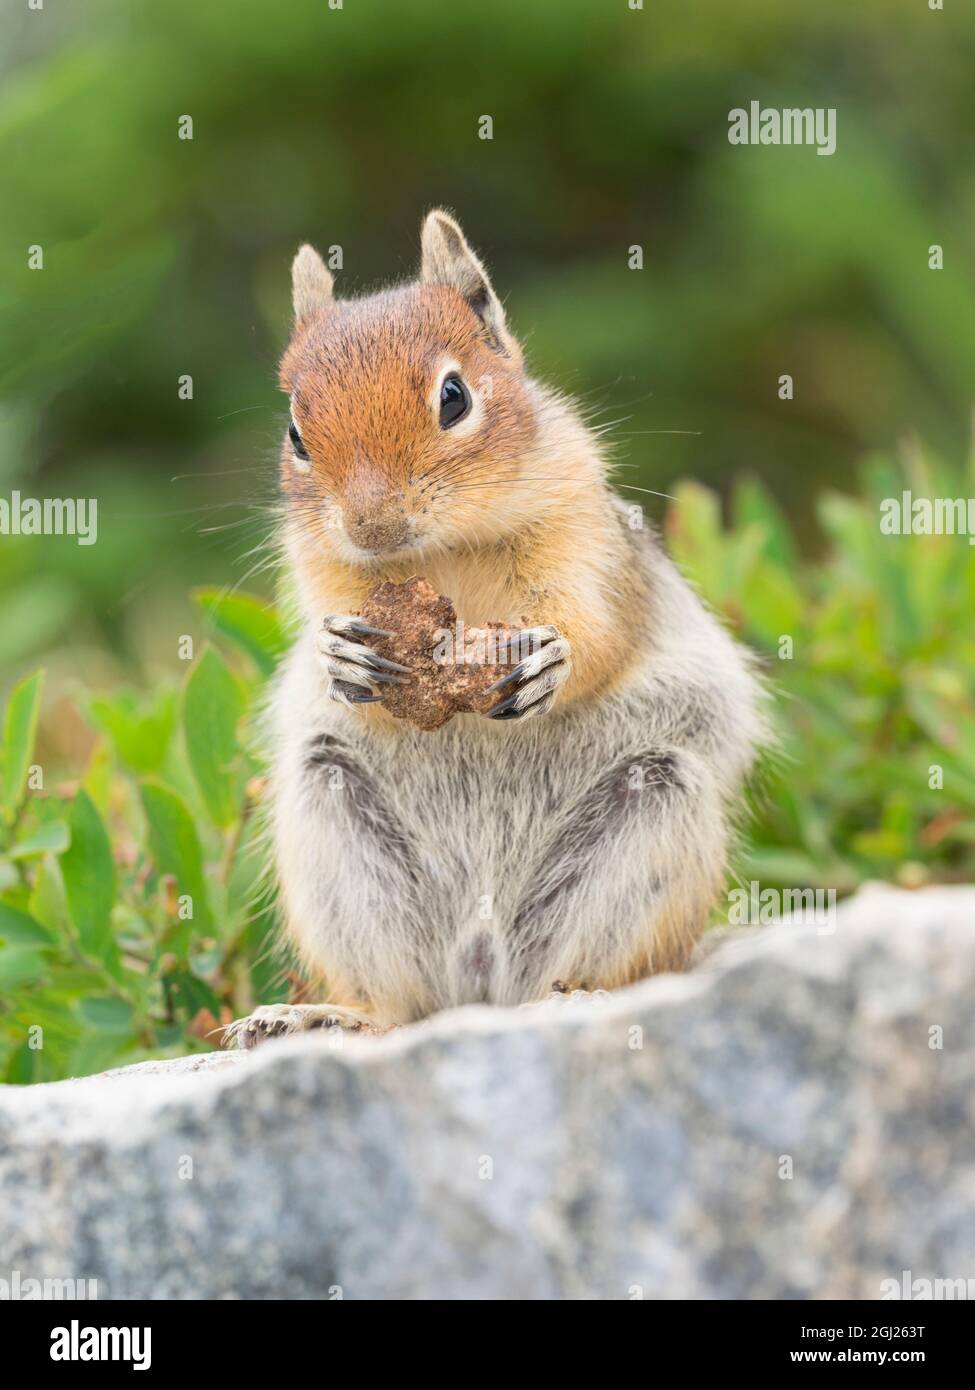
291,244 -> 334,320
420,210 -> 519,361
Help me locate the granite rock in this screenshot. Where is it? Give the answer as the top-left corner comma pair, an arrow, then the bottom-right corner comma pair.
0,883 -> 973,1300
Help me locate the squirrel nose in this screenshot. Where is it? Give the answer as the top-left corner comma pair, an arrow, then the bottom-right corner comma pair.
343,461 -> 411,553
345,508 -> 410,553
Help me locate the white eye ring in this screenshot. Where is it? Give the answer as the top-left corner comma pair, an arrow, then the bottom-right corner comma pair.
429,359 -> 483,439
289,399 -> 312,472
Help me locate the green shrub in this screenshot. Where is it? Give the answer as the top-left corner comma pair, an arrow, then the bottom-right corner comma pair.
2,454 -> 974,1081
666,447 -> 975,892
0,589 -> 292,1083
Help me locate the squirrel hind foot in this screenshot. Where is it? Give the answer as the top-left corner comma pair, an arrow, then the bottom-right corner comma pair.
223,1002 -> 386,1050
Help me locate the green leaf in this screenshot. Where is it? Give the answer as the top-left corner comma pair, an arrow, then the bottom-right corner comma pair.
2,670 -> 44,812
163,967 -> 222,1021
68,1034 -> 136,1078
28,854 -> 71,936
665,481 -> 724,602
741,848 -> 851,891
740,559 -> 804,648
734,478 -> 798,571
78,996 -> 135,1032
817,492 -> 885,590
0,900 -> 56,947
140,781 -> 213,935
183,647 -> 247,826
81,737 -> 114,814
246,906 -> 289,1004
5,1043 -> 37,1085
9,819 -> 70,859
851,828 -> 907,860
88,687 -> 177,774
719,521 -> 767,603
61,790 -> 117,960
0,945 -> 48,987
0,580 -> 75,668
192,588 -> 290,676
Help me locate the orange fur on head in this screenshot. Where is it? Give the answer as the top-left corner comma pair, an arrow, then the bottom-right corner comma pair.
275,212 -> 635,708
279,277 -> 536,571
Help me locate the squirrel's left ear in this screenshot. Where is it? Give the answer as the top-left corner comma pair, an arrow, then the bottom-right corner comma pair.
420,210 -> 519,361
291,244 -> 334,320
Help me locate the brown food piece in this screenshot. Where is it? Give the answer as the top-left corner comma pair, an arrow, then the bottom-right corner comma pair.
359,576 -> 520,731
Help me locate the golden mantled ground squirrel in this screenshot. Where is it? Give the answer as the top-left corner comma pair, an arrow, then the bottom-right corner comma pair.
227,210 -> 764,1047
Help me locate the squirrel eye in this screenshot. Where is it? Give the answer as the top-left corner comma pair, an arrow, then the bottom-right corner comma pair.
289,419 -> 310,461
439,374 -> 471,429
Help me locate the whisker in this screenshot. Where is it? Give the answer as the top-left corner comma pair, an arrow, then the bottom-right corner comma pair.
215,405 -> 275,420
615,484 -> 678,500
169,466 -> 266,482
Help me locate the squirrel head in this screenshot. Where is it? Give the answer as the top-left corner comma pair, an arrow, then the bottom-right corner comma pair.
278,211 -> 537,565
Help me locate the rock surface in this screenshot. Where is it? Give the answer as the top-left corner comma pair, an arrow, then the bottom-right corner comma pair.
1,882 -> 974,1300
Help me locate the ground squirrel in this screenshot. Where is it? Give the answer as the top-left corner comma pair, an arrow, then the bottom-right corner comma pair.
227,210 -> 764,1048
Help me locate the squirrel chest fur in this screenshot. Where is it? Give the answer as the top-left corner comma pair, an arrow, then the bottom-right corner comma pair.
227,210 -> 764,1047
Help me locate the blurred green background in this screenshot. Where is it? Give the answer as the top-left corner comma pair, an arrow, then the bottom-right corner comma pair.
1,0 -> 974,1079
3,0 -> 974,696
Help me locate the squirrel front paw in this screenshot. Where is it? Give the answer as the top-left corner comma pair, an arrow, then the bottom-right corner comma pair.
484,625 -> 571,721
317,614 -> 411,705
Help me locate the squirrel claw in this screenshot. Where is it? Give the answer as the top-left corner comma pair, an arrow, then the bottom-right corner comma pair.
343,619 -> 393,640
488,690 -> 556,721
318,613 -> 412,703
484,665 -> 522,694
485,630 -> 571,721
330,681 -> 384,705
363,671 -> 410,686
362,651 -> 411,674
224,1002 -> 385,1049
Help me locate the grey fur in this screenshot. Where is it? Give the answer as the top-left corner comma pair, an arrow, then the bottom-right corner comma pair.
266,504 -> 765,1027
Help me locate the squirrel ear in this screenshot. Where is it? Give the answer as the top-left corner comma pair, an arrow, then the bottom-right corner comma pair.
292,244 -> 334,320
420,210 -> 518,359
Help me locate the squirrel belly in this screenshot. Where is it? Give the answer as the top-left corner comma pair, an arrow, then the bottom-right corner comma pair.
270,500 -> 763,1025
230,210 -> 765,1044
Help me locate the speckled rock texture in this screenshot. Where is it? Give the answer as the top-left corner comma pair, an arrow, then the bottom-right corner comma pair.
1,883 -> 973,1300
